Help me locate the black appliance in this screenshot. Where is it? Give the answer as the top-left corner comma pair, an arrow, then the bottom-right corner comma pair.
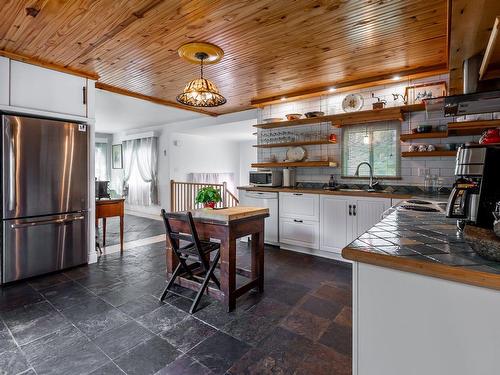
95,180 -> 110,199
446,144 -> 500,229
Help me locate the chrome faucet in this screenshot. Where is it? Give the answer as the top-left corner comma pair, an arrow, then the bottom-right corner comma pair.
354,162 -> 378,192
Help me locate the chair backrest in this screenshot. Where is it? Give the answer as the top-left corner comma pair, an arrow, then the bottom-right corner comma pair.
161,209 -> 203,255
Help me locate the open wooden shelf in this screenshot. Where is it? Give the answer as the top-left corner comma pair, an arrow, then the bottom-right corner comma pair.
253,140 -> 336,148
401,151 -> 457,158
254,104 -> 425,129
447,119 -> 500,136
251,161 -> 338,168
400,132 -> 448,141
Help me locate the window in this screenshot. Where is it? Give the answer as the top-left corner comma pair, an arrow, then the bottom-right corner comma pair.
95,142 -> 108,181
123,137 -> 158,206
342,123 -> 400,177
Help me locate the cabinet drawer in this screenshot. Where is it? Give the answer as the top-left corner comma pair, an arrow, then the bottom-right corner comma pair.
279,192 -> 319,221
279,217 -> 319,249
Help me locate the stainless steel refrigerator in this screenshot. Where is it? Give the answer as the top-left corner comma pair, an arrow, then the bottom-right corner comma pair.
1,114 -> 89,284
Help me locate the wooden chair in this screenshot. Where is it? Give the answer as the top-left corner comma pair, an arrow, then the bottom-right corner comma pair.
160,209 -> 221,314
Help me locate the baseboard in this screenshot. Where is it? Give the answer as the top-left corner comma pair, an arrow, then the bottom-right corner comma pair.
279,243 -> 351,263
125,208 -> 162,221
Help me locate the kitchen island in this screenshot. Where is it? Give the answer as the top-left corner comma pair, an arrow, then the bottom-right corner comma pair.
166,206 -> 269,312
342,208 -> 500,375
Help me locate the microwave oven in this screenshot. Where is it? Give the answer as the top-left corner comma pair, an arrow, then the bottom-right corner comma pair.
249,170 -> 283,187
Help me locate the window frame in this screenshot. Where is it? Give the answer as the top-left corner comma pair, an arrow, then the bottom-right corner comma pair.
341,122 -> 401,179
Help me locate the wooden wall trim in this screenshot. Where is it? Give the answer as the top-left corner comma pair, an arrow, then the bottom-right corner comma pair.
95,82 -> 217,117
0,50 -> 99,80
251,65 -> 449,107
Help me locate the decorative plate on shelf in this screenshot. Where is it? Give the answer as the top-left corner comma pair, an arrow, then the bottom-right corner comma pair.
286,147 -> 306,162
342,93 -> 364,112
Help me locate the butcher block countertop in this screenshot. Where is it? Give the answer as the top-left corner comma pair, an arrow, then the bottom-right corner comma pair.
238,186 -> 413,199
188,206 -> 269,224
342,208 -> 500,291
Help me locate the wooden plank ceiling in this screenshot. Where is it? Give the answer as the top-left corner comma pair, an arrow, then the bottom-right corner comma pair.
448,0 -> 500,94
0,0 -> 448,115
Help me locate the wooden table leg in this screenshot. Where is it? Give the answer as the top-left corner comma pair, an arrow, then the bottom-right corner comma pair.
251,227 -> 265,292
103,218 -> 106,247
119,214 -> 124,252
220,236 -> 237,312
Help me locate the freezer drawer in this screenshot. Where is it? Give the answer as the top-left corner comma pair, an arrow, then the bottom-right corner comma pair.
2,212 -> 88,283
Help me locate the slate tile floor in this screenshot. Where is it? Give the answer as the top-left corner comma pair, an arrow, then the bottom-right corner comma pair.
97,214 -> 165,247
0,240 -> 352,375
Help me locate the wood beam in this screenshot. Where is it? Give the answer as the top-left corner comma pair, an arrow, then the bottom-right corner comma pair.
250,65 -> 448,107
95,82 -> 217,117
0,50 -> 99,80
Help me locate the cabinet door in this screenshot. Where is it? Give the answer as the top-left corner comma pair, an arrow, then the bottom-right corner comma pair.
279,192 -> 319,221
353,197 -> 391,237
0,57 -> 9,105
10,61 -> 87,117
280,217 -> 319,249
320,195 -> 352,253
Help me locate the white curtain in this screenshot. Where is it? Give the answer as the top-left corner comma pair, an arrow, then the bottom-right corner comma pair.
189,172 -> 235,194
122,137 -> 158,206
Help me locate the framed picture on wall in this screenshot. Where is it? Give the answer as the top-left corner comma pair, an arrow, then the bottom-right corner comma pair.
405,81 -> 447,104
112,144 -> 123,169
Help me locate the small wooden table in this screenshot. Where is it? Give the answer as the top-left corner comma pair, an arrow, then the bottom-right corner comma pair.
166,206 -> 269,312
96,198 -> 125,251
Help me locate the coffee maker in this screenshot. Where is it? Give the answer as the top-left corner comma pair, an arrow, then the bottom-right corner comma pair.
446,144 -> 500,229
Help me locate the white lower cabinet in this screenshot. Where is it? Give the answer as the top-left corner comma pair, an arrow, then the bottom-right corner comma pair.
353,197 -> 391,237
320,195 -> 352,253
320,195 -> 391,254
279,217 -> 319,249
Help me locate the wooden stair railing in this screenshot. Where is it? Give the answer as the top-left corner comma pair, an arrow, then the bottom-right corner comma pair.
170,180 -> 239,212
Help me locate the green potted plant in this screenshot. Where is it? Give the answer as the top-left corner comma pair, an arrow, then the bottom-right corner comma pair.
195,187 -> 222,209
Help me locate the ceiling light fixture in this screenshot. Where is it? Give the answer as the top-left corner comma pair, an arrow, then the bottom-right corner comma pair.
329,87 -> 336,93
392,75 -> 401,81
281,97 -> 287,101
176,42 -> 226,107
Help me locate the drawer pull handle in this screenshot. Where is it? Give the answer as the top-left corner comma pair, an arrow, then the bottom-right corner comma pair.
293,193 -> 303,196
353,204 -> 357,216
293,219 -> 303,223
348,205 -> 352,216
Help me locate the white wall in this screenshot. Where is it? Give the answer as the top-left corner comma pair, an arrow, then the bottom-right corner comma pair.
239,140 -> 257,188
107,110 -> 258,214
257,73 -> 486,187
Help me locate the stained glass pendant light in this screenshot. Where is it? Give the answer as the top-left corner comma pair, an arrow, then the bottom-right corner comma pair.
176,42 -> 226,107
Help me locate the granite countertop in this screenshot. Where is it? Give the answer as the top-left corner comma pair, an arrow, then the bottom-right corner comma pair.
342,208 -> 500,291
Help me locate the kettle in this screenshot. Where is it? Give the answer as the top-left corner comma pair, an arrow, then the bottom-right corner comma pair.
479,128 -> 500,144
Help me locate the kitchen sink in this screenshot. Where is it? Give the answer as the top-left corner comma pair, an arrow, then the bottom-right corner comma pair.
337,188 -> 374,193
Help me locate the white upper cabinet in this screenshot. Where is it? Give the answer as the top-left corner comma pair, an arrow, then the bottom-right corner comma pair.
10,60 -> 87,117
279,192 -> 320,221
0,57 -> 9,106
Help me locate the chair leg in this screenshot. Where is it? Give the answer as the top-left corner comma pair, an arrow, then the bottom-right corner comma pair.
190,251 -> 220,314
160,262 -> 182,301
200,253 -> 221,289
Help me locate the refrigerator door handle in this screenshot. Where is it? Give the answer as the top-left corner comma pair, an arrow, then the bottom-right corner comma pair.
10,215 -> 85,229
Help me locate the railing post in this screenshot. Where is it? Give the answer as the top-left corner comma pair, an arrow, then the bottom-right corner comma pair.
170,179 -> 175,212
222,181 -> 227,207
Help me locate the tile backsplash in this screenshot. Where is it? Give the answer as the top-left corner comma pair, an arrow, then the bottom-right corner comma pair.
256,73 -> 492,188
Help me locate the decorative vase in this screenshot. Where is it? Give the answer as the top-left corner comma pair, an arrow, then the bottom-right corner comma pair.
204,202 -> 216,209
